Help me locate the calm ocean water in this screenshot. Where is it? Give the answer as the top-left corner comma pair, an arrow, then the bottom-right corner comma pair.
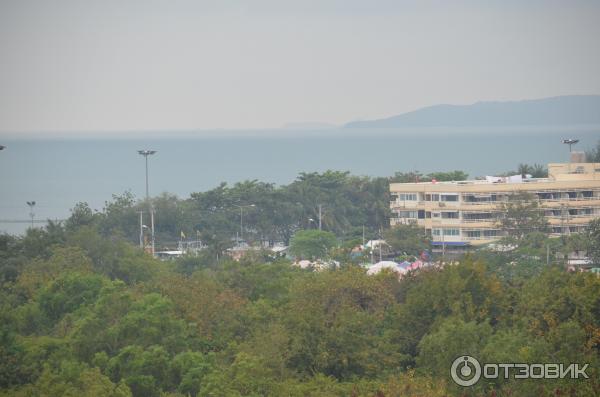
1,126 -> 599,235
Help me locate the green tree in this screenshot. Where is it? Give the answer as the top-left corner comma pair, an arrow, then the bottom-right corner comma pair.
387,258 -> 504,366
288,230 -> 337,259
99,192 -> 139,243
0,364 -> 132,397
37,272 -> 105,323
282,268 -> 401,380
0,234 -> 25,283
383,224 -> 429,257
0,328 -> 28,388
426,170 -> 468,181
390,171 -> 423,183
107,345 -> 170,397
499,192 -> 548,242
417,318 -> 492,383
169,351 -> 214,396
516,163 -> 548,178
65,202 -> 99,233
68,227 -> 159,284
584,139 -> 600,162
585,218 -> 600,265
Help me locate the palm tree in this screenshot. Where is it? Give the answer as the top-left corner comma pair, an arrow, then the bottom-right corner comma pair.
585,140 -> 600,162
517,163 -> 532,178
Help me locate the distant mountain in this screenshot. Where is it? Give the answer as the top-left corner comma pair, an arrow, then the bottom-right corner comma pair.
345,95 -> 600,128
282,122 -> 337,130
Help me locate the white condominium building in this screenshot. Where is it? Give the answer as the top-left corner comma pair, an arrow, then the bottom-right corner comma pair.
389,162 -> 600,248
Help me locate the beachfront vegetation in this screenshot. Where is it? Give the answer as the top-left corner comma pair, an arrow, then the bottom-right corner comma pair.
1,207 -> 599,396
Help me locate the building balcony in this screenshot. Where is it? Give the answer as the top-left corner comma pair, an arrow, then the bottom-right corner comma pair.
460,220 -> 499,228
461,217 -> 499,223
390,218 -> 418,226
430,218 -> 461,225
431,235 -> 463,243
461,237 -> 502,245
390,201 -> 422,209
547,217 -> 596,225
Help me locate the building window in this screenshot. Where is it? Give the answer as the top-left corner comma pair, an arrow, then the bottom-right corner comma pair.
396,193 -> 417,201
441,211 -> 459,219
483,230 -> 499,237
537,192 -> 560,200
463,212 -> 494,220
396,210 -> 418,218
440,194 -> 459,202
432,228 -> 458,236
464,194 -> 497,202
435,228 -> 460,236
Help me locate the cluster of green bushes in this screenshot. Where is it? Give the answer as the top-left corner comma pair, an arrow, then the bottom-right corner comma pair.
1,220 -> 599,396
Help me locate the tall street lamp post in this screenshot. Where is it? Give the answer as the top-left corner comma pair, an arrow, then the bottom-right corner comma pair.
138,150 -> 157,255
26,201 -> 36,229
562,139 -> 579,153
562,139 -> 579,173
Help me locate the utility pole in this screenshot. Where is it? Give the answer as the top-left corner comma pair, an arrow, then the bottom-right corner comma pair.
371,244 -> 374,264
441,231 -> 445,263
378,227 -> 383,262
138,150 -> 157,255
362,225 -> 365,247
233,204 -> 255,244
138,211 -> 144,249
150,210 -> 155,254
318,204 -> 322,230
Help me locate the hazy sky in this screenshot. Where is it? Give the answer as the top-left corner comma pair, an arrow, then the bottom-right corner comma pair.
1,0 -> 599,134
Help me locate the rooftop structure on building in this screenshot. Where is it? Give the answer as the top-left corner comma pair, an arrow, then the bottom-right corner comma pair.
389,159 -> 600,248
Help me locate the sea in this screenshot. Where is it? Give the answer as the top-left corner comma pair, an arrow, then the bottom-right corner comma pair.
1,126 -> 599,235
